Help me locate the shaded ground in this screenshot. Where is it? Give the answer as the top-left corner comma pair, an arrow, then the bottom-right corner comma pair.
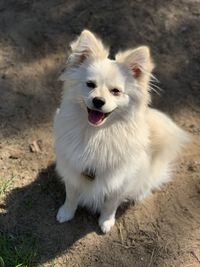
0,0 -> 200,266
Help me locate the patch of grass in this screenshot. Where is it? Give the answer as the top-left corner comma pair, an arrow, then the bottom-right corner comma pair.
0,176 -> 16,196
0,234 -> 37,267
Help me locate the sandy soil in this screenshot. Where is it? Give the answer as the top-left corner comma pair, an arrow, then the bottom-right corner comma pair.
0,0 -> 200,266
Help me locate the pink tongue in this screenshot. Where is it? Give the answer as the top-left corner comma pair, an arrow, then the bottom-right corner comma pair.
88,110 -> 105,125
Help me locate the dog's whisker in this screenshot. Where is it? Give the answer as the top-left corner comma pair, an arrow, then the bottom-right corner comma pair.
150,73 -> 159,83
149,86 -> 161,95
149,82 -> 162,92
137,80 -> 162,96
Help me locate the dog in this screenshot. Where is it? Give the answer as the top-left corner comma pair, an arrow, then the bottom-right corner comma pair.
53,30 -> 189,233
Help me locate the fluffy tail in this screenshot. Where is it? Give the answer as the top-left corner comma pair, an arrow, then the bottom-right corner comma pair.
148,108 -> 190,188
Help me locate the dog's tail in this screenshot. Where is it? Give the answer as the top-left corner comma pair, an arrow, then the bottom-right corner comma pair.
148,108 -> 190,188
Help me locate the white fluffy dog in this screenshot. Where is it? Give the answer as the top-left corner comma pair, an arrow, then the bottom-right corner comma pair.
54,30 -> 189,233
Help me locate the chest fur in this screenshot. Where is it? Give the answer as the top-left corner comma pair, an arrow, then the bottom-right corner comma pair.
56,118 -> 149,175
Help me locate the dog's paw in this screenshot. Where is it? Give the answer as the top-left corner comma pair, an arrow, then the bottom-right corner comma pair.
99,217 -> 115,234
56,205 -> 75,223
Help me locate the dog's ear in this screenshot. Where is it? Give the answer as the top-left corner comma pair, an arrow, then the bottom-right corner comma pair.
116,46 -> 154,80
70,30 -> 108,62
59,30 -> 108,80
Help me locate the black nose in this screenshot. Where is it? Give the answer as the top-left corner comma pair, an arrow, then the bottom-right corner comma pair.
92,97 -> 105,109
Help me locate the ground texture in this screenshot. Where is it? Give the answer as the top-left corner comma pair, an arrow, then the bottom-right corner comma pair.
0,0 -> 200,266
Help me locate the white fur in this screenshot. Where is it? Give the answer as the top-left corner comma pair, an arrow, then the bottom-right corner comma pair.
54,30 -> 189,233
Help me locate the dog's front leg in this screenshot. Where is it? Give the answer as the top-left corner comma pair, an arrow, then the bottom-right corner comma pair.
56,183 -> 79,223
99,193 -> 120,234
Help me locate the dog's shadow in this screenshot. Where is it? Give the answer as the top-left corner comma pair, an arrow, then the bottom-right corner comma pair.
1,163 -> 131,265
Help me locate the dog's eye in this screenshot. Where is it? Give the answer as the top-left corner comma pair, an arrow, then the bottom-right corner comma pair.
86,81 -> 96,89
110,88 -> 121,96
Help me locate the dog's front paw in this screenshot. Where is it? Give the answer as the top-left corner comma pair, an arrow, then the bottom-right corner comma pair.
56,204 -> 75,223
99,217 -> 115,234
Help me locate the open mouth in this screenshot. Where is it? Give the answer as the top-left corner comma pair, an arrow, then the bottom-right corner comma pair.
87,108 -> 111,125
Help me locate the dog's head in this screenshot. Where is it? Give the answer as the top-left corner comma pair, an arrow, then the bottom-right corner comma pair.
60,30 -> 154,126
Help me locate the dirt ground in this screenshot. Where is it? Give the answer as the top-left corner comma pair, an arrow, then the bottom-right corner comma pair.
0,0 -> 200,266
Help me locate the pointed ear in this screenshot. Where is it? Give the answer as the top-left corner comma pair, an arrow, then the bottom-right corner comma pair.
59,30 -> 108,80
70,30 -> 108,60
116,46 -> 154,79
